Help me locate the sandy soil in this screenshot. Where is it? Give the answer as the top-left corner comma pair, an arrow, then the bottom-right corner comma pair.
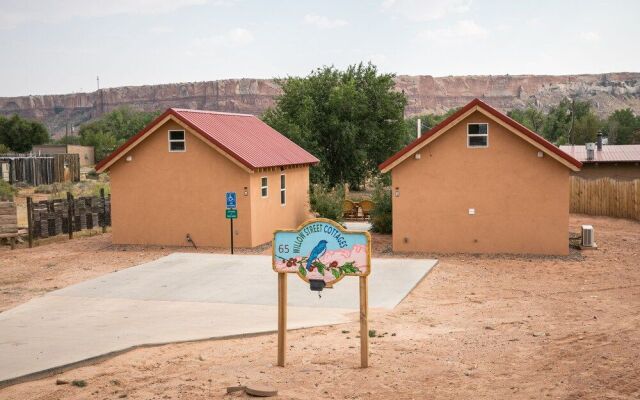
1,215 -> 639,399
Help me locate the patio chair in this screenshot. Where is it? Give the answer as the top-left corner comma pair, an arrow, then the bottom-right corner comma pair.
359,199 -> 375,220
342,199 -> 358,220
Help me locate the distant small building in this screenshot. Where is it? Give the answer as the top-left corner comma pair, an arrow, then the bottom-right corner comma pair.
95,108 -> 319,248
32,144 -> 95,167
560,141 -> 640,180
380,98 -> 582,256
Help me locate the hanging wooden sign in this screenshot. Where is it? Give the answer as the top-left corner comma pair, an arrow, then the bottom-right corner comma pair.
272,218 -> 371,368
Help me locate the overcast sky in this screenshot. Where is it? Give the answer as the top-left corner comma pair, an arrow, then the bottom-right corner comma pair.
1,0 -> 638,97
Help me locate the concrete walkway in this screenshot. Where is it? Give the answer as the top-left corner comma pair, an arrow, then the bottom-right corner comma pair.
0,253 -> 436,386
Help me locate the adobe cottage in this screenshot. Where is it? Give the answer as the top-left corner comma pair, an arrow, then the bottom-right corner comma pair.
96,108 -> 318,247
380,99 -> 582,255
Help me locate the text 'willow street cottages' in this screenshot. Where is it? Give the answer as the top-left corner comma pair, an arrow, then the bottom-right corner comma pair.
380,99 -> 582,256
95,108 -> 319,248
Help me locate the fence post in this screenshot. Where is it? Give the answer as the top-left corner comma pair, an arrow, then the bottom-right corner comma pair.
100,188 -> 107,234
66,191 -> 73,240
26,196 -> 33,248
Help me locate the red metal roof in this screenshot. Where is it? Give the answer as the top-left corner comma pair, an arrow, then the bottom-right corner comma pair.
96,108 -> 319,172
379,98 -> 583,171
559,145 -> 640,163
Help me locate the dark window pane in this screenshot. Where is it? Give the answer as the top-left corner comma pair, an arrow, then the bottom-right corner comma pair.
170,141 -> 185,151
280,174 -> 285,189
468,123 -> 488,135
281,190 -> 286,204
169,131 -> 185,140
262,187 -> 268,197
261,177 -> 268,187
468,136 -> 487,147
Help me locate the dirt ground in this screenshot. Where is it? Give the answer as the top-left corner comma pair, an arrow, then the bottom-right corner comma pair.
0,215 -> 639,399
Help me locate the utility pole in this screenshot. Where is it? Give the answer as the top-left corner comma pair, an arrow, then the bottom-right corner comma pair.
97,75 -> 100,91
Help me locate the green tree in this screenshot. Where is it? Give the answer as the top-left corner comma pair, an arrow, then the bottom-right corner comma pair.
78,107 -> 161,161
0,114 -> 49,153
507,105 -> 546,133
263,63 -> 407,188
603,108 -> 640,144
403,108 -> 460,143
541,99 -> 601,145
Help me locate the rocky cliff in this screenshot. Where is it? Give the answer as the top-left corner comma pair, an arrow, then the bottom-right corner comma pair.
1,73 -> 638,138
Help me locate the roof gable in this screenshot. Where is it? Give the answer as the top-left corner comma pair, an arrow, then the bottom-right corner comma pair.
379,98 -> 582,173
96,108 -> 319,173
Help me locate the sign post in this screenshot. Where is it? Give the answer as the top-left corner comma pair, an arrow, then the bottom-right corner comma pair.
272,218 -> 371,368
225,192 -> 237,254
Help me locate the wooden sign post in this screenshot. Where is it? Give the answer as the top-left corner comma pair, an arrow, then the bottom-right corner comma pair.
273,218 -> 371,368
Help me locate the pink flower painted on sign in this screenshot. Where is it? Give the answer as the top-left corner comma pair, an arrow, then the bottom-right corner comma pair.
276,244 -> 368,283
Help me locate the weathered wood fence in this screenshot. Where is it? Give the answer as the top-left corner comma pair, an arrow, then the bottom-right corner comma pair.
26,189 -> 111,247
570,177 -> 640,220
0,201 -> 19,249
0,154 -> 80,185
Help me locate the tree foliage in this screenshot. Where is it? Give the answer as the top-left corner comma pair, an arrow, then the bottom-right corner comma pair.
506,99 -> 640,145
403,108 -> 460,143
0,114 -> 49,153
78,107 -> 161,161
262,63 -> 407,187
603,108 -> 640,144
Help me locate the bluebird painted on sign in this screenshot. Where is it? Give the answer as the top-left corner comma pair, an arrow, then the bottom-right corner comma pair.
306,240 -> 328,271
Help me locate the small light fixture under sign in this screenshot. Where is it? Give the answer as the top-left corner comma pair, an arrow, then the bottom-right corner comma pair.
243,187 -> 248,196
125,155 -> 133,162
395,187 -> 400,197
468,208 -> 476,215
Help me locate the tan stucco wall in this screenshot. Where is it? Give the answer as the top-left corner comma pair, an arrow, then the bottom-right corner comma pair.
391,110 -> 570,255
32,145 -> 95,166
109,119 -> 253,247
32,145 -> 66,155
572,163 -> 640,180
249,166 -> 310,247
67,145 -> 95,166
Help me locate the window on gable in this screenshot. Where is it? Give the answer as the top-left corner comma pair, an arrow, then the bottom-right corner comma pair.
168,130 -> 186,152
467,123 -> 488,148
280,173 -> 286,205
261,177 -> 268,198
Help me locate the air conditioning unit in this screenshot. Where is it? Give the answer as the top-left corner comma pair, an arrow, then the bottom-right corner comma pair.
581,225 -> 596,248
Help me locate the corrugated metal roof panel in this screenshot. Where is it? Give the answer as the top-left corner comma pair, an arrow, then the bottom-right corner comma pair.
559,145 -> 640,163
172,109 -> 319,169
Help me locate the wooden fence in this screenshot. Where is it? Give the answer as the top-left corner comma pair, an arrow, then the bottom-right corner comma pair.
570,177 -> 640,220
0,154 -> 80,185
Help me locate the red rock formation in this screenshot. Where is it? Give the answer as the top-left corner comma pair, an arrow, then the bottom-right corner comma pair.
1,73 -> 638,137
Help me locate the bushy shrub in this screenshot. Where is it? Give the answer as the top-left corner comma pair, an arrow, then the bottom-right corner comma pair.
0,143 -> 11,154
371,182 -> 392,233
310,185 -> 344,222
0,180 -> 15,201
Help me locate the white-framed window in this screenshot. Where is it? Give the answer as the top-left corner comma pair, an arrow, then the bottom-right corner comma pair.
467,123 -> 488,148
280,173 -> 286,206
168,130 -> 186,152
261,176 -> 268,198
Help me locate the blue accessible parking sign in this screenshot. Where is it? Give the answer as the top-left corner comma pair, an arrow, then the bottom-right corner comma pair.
226,192 -> 237,209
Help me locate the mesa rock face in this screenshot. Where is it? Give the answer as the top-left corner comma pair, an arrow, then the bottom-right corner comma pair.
1,73 -> 638,137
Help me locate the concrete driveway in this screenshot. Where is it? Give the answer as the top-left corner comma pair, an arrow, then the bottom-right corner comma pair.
0,253 -> 436,386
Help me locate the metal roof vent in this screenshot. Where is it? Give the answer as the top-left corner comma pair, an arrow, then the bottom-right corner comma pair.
585,143 -> 596,161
